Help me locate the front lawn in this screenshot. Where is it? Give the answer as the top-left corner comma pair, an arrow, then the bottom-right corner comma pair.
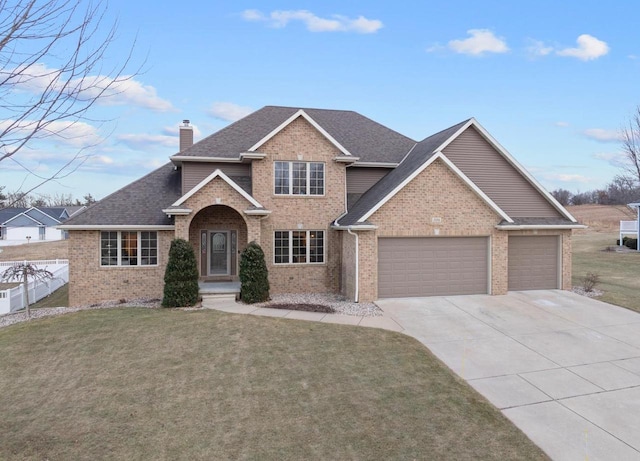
0,309 -> 546,460
572,231 -> 640,312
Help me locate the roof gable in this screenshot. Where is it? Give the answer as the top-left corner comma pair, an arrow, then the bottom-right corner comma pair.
248,109 -> 352,156
171,169 -> 263,209
338,118 -> 577,227
5,213 -> 43,226
442,120 -> 575,221
359,152 -> 511,223
171,106 -> 416,164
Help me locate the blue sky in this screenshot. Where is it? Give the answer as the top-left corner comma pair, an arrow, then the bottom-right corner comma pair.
2,0 -> 639,200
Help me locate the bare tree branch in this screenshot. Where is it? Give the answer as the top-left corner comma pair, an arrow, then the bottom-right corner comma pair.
621,106 -> 640,185
0,0 -> 139,206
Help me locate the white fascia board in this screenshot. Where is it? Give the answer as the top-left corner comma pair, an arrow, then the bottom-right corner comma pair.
334,156 -> 360,164
162,208 -> 192,216
244,209 -> 272,216
452,119 -> 578,223
495,224 -> 587,230
331,224 -> 378,231
171,155 -> 243,165
239,152 -> 267,160
351,161 -> 399,168
172,169 -> 263,209
248,109 -> 352,156
358,152 -> 513,224
628,202 -> 640,207
57,225 -> 176,230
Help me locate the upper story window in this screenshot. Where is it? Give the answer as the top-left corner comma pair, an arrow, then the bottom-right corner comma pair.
101,231 -> 158,266
274,161 -> 324,196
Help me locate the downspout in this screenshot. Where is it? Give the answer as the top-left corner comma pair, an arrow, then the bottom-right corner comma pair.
347,227 -> 359,303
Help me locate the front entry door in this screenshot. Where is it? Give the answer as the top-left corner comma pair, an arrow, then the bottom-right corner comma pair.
209,231 -> 229,275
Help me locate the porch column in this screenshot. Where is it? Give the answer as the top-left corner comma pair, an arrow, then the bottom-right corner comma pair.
174,215 -> 190,240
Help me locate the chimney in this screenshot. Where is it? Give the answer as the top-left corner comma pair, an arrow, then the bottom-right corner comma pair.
179,119 -> 193,152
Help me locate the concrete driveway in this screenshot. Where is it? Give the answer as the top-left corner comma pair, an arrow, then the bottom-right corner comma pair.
375,290 -> 640,461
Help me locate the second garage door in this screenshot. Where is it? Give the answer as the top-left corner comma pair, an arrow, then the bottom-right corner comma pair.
378,237 -> 489,298
508,235 -> 559,290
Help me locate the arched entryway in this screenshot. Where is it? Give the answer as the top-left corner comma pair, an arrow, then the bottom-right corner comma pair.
188,205 -> 248,280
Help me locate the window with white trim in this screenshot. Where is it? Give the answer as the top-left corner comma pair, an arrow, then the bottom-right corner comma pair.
274,230 -> 324,264
101,231 -> 158,266
274,161 -> 324,195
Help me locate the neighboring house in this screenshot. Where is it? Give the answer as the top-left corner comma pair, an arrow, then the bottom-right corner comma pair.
59,106 -> 584,306
0,206 -> 83,244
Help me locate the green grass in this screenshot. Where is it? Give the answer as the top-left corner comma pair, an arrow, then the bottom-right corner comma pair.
572,231 -> 640,312
0,309 -> 547,460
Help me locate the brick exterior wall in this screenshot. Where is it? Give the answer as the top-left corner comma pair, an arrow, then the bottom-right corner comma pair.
251,117 -> 347,294
68,118 -> 574,305
354,158 -> 573,301
68,230 -> 173,306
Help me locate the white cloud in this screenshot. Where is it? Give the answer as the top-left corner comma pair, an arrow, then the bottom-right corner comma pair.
555,121 -> 570,127
526,39 -> 553,57
447,29 -> 509,56
207,102 -> 253,122
4,63 -> 174,112
241,9 -> 383,34
116,133 -> 177,150
557,34 -> 609,61
543,172 -> 591,183
583,128 -> 623,142
593,152 -> 629,168
0,119 -> 103,148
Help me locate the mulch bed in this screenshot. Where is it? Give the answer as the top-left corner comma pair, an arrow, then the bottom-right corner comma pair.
265,303 -> 336,313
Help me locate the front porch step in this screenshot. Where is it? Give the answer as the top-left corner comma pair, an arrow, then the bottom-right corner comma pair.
201,293 -> 238,309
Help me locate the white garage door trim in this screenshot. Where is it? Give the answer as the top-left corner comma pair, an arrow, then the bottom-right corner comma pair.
378,236 -> 491,298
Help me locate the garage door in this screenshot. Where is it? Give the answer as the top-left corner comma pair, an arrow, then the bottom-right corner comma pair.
508,236 -> 559,290
378,237 -> 489,298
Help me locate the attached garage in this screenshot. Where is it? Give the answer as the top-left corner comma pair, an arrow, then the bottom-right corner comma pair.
508,235 -> 560,291
378,237 -> 489,298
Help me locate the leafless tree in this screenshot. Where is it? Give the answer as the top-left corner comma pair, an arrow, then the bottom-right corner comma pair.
621,106 -> 640,185
0,0 -> 138,206
1,262 -> 53,318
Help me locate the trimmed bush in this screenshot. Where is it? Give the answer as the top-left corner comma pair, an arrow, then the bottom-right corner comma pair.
239,241 -> 270,303
625,238 -> 638,250
162,238 -> 199,307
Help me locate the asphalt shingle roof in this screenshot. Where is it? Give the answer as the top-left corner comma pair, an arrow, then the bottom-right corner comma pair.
63,163 -> 181,226
174,106 -> 416,164
338,120 -> 470,226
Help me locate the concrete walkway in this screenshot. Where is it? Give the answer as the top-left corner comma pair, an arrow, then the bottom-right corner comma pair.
376,290 -> 640,461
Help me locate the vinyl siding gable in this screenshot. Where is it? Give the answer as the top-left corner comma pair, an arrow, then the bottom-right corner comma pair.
443,126 -> 561,218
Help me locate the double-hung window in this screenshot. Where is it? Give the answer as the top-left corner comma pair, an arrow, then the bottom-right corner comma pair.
274,161 -> 324,196
101,231 -> 158,266
274,230 -> 324,264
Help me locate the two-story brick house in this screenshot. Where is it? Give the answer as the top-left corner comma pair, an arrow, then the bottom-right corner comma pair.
60,106 -> 583,306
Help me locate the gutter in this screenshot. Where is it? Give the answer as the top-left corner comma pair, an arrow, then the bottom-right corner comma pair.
347,227 -> 359,303
495,224 -> 587,230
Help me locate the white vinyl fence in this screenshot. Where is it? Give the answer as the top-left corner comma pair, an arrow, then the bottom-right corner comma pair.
0,260 -> 69,315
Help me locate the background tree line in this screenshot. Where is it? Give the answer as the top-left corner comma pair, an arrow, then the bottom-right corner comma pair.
552,107 -> 640,207
0,186 -> 95,208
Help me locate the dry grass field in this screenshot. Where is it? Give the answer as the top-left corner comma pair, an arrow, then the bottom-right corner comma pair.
0,240 -> 68,261
568,204 -> 640,312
